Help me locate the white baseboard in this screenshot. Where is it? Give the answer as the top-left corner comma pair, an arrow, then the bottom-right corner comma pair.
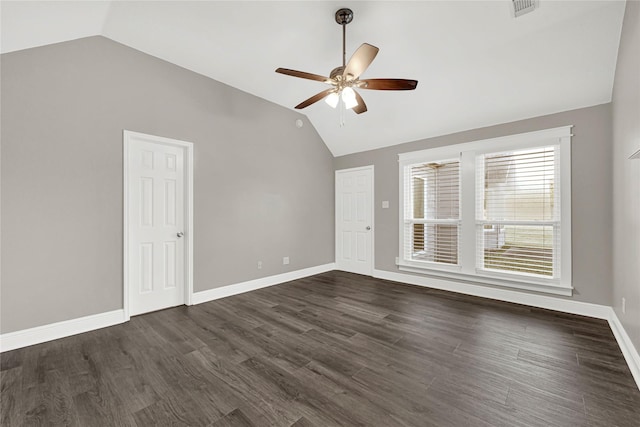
191,263 -> 336,305
0,309 -> 126,353
373,269 -> 611,319
608,309 -> 640,391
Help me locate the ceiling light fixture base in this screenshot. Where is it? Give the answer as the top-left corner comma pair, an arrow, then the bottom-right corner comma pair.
335,8 -> 353,26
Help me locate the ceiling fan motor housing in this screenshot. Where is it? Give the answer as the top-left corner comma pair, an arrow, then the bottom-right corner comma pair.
330,66 -> 346,80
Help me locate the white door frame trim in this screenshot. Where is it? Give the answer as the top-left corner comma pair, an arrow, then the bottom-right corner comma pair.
123,130 -> 194,321
335,165 -> 375,276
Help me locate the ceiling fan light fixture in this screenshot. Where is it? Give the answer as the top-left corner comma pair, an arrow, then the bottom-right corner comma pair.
342,87 -> 358,109
325,92 -> 340,108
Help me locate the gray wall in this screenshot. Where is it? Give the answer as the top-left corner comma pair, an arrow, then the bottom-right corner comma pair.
612,1 -> 640,353
1,36 -> 334,333
335,103 -> 613,305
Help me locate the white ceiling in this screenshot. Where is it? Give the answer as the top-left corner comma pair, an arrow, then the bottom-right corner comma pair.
1,1 -> 626,156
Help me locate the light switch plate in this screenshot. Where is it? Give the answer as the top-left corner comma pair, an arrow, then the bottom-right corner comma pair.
382,201 -> 390,209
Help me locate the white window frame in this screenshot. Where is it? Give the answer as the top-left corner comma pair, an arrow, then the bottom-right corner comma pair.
398,126 -> 573,296
399,155 -> 462,272
403,156 -> 462,273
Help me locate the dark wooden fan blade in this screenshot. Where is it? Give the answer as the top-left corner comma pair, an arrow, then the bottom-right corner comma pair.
352,90 -> 367,114
276,68 -> 331,83
359,79 -> 418,90
343,43 -> 379,80
295,89 -> 336,109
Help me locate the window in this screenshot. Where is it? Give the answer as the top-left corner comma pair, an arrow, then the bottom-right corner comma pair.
404,159 -> 460,266
477,147 -> 557,277
399,126 -> 572,295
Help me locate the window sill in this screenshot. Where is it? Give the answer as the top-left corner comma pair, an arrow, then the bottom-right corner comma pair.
397,263 -> 573,296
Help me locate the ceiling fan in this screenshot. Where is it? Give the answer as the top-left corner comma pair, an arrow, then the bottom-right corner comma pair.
275,8 -> 418,114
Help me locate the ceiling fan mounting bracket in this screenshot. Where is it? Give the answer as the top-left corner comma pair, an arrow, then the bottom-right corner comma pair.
335,8 -> 353,26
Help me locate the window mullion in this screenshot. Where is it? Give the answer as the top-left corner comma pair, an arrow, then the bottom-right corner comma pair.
459,150 -> 476,274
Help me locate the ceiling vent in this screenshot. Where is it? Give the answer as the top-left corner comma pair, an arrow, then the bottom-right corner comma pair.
512,0 -> 537,17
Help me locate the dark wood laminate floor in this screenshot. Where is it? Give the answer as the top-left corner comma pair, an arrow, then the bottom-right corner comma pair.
2,271 -> 639,426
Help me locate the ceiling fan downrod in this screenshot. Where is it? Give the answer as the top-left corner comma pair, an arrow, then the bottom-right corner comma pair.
335,8 -> 353,69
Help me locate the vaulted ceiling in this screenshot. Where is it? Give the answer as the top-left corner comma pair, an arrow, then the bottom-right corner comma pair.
1,1 -> 627,156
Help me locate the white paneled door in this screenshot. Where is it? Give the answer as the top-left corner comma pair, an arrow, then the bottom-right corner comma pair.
125,131 -> 193,317
336,166 -> 374,275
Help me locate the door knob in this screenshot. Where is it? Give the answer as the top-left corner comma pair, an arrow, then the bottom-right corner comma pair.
177,232 -> 184,238
366,226 -> 371,230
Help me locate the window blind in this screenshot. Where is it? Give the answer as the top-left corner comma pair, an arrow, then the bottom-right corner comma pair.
404,159 -> 460,265
476,146 -> 559,277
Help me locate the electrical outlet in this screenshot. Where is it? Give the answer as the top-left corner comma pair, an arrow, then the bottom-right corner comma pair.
395,257 -> 399,265
622,297 -> 626,314
257,261 -> 262,269
283,256 -> 290,265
